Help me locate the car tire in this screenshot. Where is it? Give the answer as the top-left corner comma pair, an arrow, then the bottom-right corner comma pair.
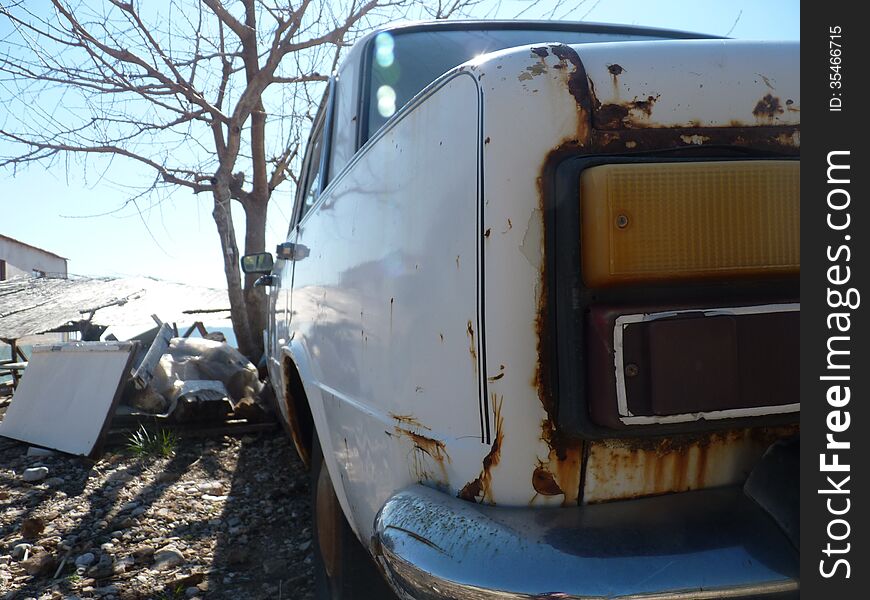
311,431 -> 397,600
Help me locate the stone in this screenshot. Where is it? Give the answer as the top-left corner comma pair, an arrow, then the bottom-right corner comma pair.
22,553 -> 57,576
196,481 -> 222,493
185,588 -> 199,598
113,556 -> 134,574
262,558 -> 285,575
152,545 -> 184,570
75,552 -> 96,568
26,447 -> 56,457
88,554 -> 114,579
21,516 -> 45,539
119,501 -> 140,512
12,543 -> 32,560
224,546 -> 250,565
45,477 -> 65,487
155,472 -> 176,484
92,585 -> 118,595
22,467 -> 49,482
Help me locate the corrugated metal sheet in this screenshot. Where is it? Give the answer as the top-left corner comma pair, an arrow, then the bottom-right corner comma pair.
0,275 -> 229,340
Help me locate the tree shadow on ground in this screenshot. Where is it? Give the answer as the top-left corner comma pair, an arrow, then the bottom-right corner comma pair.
205,434 -> 314,600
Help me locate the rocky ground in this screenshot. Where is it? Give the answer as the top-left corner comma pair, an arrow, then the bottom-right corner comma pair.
0,428 -> 314,600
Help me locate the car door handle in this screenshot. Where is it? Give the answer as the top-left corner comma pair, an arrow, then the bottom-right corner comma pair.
276,242 -> 310,261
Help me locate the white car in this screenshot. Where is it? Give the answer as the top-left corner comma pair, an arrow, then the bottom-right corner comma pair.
243,20 -> 800,600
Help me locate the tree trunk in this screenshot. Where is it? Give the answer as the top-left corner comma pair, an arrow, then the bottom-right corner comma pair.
212,186 -> 258,361
243,195 -> 268,356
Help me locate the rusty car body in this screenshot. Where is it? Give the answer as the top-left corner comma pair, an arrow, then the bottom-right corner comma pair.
245,20 -> 800,600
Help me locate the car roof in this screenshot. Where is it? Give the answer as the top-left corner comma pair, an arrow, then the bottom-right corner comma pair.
340,19 -> 720,68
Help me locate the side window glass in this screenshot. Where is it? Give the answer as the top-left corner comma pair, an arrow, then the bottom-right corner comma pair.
298,124 -> 324,221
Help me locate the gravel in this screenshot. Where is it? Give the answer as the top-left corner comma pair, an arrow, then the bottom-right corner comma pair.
0,431 -> 314,599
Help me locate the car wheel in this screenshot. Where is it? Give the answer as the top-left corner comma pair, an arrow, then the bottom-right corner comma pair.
311,431 -> 397,599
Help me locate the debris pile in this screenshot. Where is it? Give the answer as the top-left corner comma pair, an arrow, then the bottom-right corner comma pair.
124,336 -> 266,422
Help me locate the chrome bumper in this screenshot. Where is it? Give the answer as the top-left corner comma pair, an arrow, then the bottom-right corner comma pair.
374,485 -> 798,600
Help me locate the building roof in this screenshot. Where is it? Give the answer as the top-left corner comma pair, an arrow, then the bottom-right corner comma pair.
0,233 -> 68,262
0,275 -> 230,341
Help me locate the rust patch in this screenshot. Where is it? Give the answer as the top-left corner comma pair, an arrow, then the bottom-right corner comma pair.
679,134 -> 710,145
608,63 -> 624,76
753,93 -> 784,121
632,95 -> 659,117
526,63 -> 547,77
281,357 -> 312,468
458,395 -> 504,504
530,46 -> 549,59
583,425 -> 798,504
597,103 -> 629,128
548,44 -> 594,117
596,95 -> 659,128
532,465 -> 563,496
390,413 -> 431,431
537,417 -> 584,506
589,125 -> 800,154
785,98 -> 799,112
487,364 -> 505,382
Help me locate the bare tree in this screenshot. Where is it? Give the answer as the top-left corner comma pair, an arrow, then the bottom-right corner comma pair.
0,0 -> 451,360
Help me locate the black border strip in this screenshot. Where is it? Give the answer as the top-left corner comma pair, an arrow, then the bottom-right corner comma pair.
477,78 -> 490,445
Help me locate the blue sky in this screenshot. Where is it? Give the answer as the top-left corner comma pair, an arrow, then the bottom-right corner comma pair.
0,1 -> 799,289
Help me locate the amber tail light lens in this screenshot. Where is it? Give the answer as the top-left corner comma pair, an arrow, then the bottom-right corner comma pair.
580,161 -> 799,287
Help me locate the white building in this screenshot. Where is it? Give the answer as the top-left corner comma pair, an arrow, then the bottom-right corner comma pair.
0,234 -> 68,280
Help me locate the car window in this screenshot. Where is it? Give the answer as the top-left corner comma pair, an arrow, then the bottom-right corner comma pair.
297,121 -> 324,222
328,60 -> 359,181
364,28 -> 684,142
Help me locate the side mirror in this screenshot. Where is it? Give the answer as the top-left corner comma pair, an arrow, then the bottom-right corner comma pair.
241,252 -> 274,274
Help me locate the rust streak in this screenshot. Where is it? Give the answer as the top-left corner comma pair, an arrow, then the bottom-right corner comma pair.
394,427 -> 449,462
458,394 -> 504,504
583,425 -> 799,504
390,413 -> 431,431
466,320 -> 478,375
395,425 -> 451,489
